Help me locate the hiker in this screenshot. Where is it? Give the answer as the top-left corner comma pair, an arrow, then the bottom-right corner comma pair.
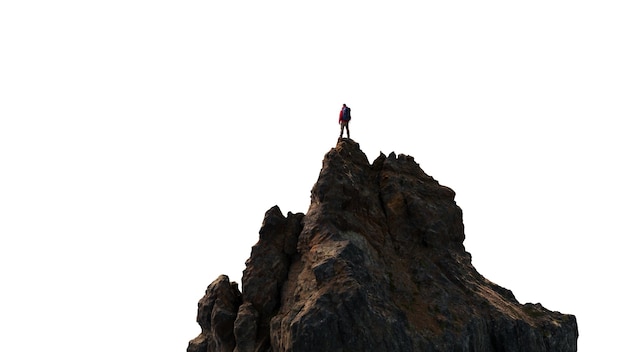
338,104 -> 351,139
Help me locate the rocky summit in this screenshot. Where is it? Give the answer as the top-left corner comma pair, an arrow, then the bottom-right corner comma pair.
188,139 -> 578,352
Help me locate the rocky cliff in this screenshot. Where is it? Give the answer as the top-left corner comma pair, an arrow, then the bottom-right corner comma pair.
188,139 -> 578,352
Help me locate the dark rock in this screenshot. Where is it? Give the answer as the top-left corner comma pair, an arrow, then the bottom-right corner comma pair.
188,139 -> 578,351
233,302 -> 259,352
188,275 -> 242,352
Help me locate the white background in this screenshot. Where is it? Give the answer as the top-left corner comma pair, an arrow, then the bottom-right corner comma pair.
1,1 -> 624,351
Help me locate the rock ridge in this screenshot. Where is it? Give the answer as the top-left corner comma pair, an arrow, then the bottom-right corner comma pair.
188,138 -> 578,352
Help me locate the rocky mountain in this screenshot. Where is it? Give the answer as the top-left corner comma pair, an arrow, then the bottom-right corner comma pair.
187,139 -> 578,352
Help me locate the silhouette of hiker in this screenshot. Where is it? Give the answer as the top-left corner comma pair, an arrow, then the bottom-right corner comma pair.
338,104 -> 351,139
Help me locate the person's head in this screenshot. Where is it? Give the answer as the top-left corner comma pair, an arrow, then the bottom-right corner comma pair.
343,104 -> 346,107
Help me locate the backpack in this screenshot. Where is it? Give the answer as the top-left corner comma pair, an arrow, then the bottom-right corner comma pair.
343,107 -> 351,121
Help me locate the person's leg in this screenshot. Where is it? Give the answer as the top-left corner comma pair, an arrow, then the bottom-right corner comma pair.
339,122 -> 345,138
346,122 -> 350,139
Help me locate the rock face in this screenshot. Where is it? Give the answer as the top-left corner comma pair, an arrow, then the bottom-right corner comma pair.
188,139 -> 578,352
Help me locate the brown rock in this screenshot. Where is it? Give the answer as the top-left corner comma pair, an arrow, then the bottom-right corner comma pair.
233,302 -> 258,352
188,275 -> 242,352
188,139 -> 578,351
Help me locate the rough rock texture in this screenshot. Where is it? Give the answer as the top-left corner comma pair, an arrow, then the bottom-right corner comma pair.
188,139 -> 578,352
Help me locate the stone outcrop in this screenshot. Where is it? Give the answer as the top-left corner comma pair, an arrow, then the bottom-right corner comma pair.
188,139 -> 578,352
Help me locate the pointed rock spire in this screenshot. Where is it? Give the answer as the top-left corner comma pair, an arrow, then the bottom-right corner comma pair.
188,140 -> 578,352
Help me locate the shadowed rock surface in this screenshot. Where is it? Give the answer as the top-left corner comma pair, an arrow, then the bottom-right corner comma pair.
188,139 -> 578,352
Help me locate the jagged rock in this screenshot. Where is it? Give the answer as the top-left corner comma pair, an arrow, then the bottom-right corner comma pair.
188,275 -> 242,352
188,139 -> 578,352
233,302 -> 258,352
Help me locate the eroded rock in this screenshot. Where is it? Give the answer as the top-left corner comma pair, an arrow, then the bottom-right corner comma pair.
188,139 -> 578,352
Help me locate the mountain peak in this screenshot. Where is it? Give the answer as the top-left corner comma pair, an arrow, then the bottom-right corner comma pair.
188,140 -> 578,352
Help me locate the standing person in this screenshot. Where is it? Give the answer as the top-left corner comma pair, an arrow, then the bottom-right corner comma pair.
338,103 -> 351,139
